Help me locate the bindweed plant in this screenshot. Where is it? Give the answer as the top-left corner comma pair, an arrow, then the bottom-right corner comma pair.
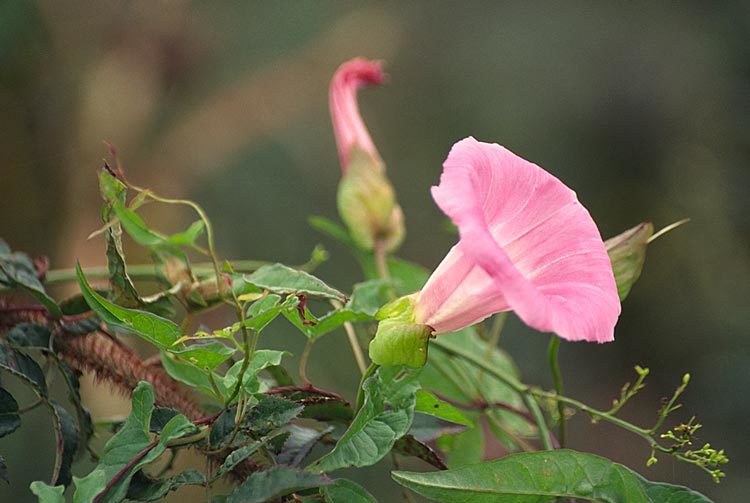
0,58 -> 726,503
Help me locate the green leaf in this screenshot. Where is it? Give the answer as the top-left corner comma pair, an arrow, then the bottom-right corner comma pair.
49,401 -> 79,486
126,470 -> 205,501
437,425 -> 484,469
112,202 -> 169,247
347,280 -> 391,316
606,222 -> 654,301
30,481 -> 65,503
420,328 -> 532,449
222,350 -> 289,394
213,440 -> 267,480
243,395 -> 303,436
171,342 -> 235,370
322,478 -> 378,503
245,263 -> 347,302
283,306 -> 369,341
409,412 -> 466,443
392,449 -> 714,503
208,407 -> 236,449
270,388 -> 353,422
98,171 -> 143,308
0,343 -> 81,487
0,342 -> 47,395
5,323 -> 51,350
73,381 -> 196,503
309,366 -> 420,472
76,262 -> 182,349
160,352 -> 226,400
167,220 -> 205,246
277,425 -> 334,467
0,388 -> 21,438
55,361 -> 94,462
393,434 -> 447,470
0,241 -> 61,317
227,466 -> 329,503
414,390 -> 471,427
113,202 -> 206,250
282,280 -> 385,340
244,294 -> 299,332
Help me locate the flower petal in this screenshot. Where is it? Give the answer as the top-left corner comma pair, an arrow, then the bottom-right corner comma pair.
417,137 -> 620,342
329,58 -> 385,171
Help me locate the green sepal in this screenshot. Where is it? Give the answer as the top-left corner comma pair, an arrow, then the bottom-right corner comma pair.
605,222 -> 653,301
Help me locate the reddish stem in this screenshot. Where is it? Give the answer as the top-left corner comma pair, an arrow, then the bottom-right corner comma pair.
93,440 -> 158,503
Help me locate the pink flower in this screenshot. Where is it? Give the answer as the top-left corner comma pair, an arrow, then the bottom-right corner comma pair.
414,137 -> 620,343
329,58 -> 385,172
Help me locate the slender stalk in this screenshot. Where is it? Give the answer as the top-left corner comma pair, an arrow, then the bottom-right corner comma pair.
547,336 -> 566,447
330,299 -> 367,375
374,239 -> 396,301
342,321 -> 367,375
299,338 -> 314,385
530,388 -> 663,451
17,399 -> 44,414
374,239 -> 391,283
166,426 -> 210,447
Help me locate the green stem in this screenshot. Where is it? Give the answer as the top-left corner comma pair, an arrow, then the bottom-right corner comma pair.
166,426 -> 210,447
530,388 -> 662,450
331,299 -> 367,375
547,336 -> 566,447
40,261 -> 267,285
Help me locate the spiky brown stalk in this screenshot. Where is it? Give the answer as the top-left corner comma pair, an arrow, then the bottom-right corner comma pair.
55,330 -> 204,420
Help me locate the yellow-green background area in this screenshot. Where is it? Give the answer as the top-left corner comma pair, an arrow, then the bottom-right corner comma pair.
1,1 -> 748,501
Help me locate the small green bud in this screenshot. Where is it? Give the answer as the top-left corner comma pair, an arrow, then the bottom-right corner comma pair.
682,373 -> 691,385
646,456 -> 658,467
337,148 -> 405,252
605,222 -> 654,301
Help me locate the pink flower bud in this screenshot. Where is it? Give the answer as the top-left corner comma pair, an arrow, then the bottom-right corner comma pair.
329,58 -> 385,172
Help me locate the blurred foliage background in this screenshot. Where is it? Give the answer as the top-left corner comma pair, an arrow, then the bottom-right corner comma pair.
1,1 -> 748,501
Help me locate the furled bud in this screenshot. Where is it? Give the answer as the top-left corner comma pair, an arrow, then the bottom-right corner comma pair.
605,222 -> 654,301
369,294 -> 432,368
330,58 -> 404,252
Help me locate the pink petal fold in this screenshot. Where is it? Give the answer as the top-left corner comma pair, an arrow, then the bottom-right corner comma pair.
329,58 -> 385,172
415,137 -> 620,343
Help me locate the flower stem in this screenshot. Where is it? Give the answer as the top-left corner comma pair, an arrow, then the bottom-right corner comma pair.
547,336 -> 566,447
299,338 -> 314,385
331,299 -> 367,375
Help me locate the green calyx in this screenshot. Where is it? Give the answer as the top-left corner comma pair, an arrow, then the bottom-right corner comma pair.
369,295 -> 432,368
605,222 -> 653,301
337,148 -> 405,252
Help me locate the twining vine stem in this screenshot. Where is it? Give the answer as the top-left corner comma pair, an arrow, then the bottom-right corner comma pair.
431,338 -> 680,454
547,336 -> 566,447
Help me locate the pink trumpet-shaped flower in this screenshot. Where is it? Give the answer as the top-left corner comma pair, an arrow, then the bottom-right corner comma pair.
329,58 -> 385,171
415,137 -> 620,343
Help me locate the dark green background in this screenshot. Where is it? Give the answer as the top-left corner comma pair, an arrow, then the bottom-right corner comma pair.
1,1 -> 748,501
